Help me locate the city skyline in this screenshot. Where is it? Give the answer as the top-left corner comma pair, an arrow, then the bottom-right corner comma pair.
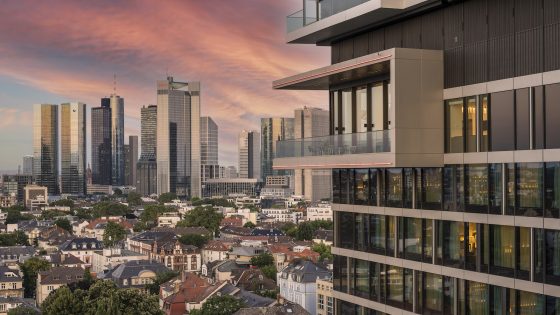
0,0 -> 329,171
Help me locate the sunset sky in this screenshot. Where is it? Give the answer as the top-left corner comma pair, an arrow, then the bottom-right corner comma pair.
0,0 -> 329,171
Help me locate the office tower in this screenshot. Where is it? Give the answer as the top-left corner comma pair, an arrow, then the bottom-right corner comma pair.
91,100 -> 112,185
2,174 -> 33,202
125,135 -> 138,186
156,77 -> 201,197
140,105 -> 157,157
60,102 -> 86,195
200,117 -> 219,183
293,107 -> 331,202
238,130 -> 260,179
102,94 -> 125,186
137,105 -> 157,196
22,155 -> 34,176
260,117 -> 294,181
33,104 -> 59,195
274,1 -> 560,314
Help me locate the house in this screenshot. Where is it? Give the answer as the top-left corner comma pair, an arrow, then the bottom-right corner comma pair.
91,247 -> 148,275
201,240 -> 230,264
251,228 -> 284,237
312,230 -> 333,247
233,303 -> 310,315
0,247 -> 35,267
157,213 -> 182,228
82,217 -> 133,241
104,260 -> 169,293
220,216 -> 244,228
127,231 -> 175,255
36,226 -> 73,251
305,203 -> 332,222
228,246 -> 267,265
0,297 -> 39,315
316,278 -> 334,315
214,260 -> 250,283
160,272 -> 226,315
36,266 -> 85,305
0,267 -> 23,298
45,253 -> 85,268
58,237 -> 103,267
71,220 -> 89,236
220,226 -> 253,238
277,260 -> 331,315
234,268 -> 276,293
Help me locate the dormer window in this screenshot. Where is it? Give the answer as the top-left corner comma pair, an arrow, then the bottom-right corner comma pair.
72,243 -> 77,249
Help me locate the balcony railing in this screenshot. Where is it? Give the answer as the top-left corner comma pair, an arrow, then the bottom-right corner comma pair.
276,130 -> 390,159
286,0 -> 370,33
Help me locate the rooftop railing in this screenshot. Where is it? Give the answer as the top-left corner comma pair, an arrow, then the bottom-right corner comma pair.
287,0 -> 370,33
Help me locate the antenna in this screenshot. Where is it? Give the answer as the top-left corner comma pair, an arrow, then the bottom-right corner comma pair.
113,74 -> 117,94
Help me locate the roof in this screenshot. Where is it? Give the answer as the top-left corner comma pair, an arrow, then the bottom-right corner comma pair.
152,226 -> 211,236
162,273 -> 223,305
0,266 -> 21,283
216,260 -> 249,273
220,226 -> 253,236
219,283 -> 275,308
129,231 -> 176,245
279,260 -> 331,283
48,253 -> 84,266
250,229 -> 284,237
86,218 -> 133,230
313,229 -> 333,242
202,240 -> 229,252
234,303 -> 310,315
105,260 -> 169,282
38,266 -> 84,285
59,237 -> 103,251
230,246 -> 267,257
0,246 -> 35,257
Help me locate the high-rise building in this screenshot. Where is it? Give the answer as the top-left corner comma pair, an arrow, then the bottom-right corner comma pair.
260,117 -> 294,181
140,105 -> 157,157
156,77 -> 201,197
60,102 -> 86,195
200,117 -> 219,183
238,130 -> 260,179
22,155 -> 34,176
102,94 -> 125,186
274,1 -> 560,313
125,135 -> 138,186
91,101 -> 112,185
2,174 -> 33,203
137,105 -> 157,196
33,104 -> 59,195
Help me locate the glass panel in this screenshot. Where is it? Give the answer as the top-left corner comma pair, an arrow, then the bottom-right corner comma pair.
354,259 -> 369,299
490,90 -> 515,151
340,255 -> 348,293
404,269 -> 413,311
333,255 -> 341,291
333,91 -> 340,134
355,214 -> 366,251
357,86 -> 368,133
506,163 -> 515,216
545,162 -> 560,218
355,169 -> 369,205
545,296 -> 560,315
534,228 -> 544,283
403,168 -> 414,209
443,276 -> 454,315
445,98 -> 464,153
517,227 -> 531,280
480,95 -> 489,151
369,215 -> 386,254
516,88 -> 531,150
490,225 -> 515,277
465,164 -> 488,213
545,83 -> 560,149
465,223 -> 478,271
545,229 -> 560,285
386,169 -> 403,208
489,164 -> 503,215
340,169 -> 349,204
387,216 -> 396,257
338,212 -> 354,249
518,291 -> 544,315
332,169 -> 340,204
442,221 -> 465,268
404,217 -> 422,261
370,262 -> 381,301
386,266 -> 403,308
516,162 -> 543,217
369,169 -> 378,206
534,86 -> 545,150
467,282 -> 488,315
371,82 -> 385,132
422,168 -> 442,210
424,273 -> 443,314
424,219 -> 434,263
443,165 -> 464,212
342,89 -> 352,134
466,96 -> 477,152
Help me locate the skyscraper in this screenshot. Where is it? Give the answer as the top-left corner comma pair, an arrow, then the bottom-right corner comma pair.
260,117 -> 294,181
140,105 -> 157,157
60,102 -> 86,195
22,155 -> 34,176
200,117 -> 219,183
137,105 -> 157,196
156,77 -> 201,197
102,94 -> 125,186
238,130 -> 260,179
91,101 -> 112,185
125,135 -> 138,186
33,104 -> 59,195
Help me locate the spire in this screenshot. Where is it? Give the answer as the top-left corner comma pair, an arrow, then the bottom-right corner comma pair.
113,74 -> 117,94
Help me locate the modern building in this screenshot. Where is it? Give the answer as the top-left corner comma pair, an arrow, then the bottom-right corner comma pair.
202,178 -> 261,198
274,0 -> 560,314
1,175 -> 33,203
102,94 -> 125,186
306,202 -> 332,222
22,156 -> 33,176
238,130 -> 260,179
33,104 -> 59,195
220,166 -> 238,179
23,185 -> 48,209
261,117 -> 294,181
200,117 -> 219,184
125,135 -> 138,186
137,105 -> 158,196
156,77 -> 201,198
60,102 -> 86,195
316,279 -> 334,315
91,101 -> 112,185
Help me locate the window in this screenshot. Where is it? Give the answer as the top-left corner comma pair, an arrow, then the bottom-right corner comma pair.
466,282 -> 488,315
465,164 -> 488,213
480,95 -> 489,151
191,255 -> 197,270
369,215 -> 386,255
465,223 -> 478,271
516,162 -> 543,217
342,89 -> 353,134
371,82 -> 386,132
387,216 -> 397,257
332,91 -> 340,134
516,88 -> 531,150
517,291 -> 544,315
385,168 -> 403,208
353,259 -> 369,299
354,214 -> 367,251
403,168 -> 414,209
368,169 -> 378,206
445,98 -> 464,153
354,169 -> 369,205
443,165 -> 464,212
337,212 -> 354,249
466,96 -> 477,152
489,164 -> 503,215
423,220 -> 433,263
421,168 -> 442,210
385,266 -> 404,308
370,262 -> 382,302
545,163 -> 560,218
545,229 -> 560,285
356,86 -> 368,133
423,273 -> 443,314
545,83 -> 560,149
517,227 -> 531,280
490,225 -> 515,277
490,90 -> 515,151
402,217 -> 422,262
439,221 -> 464,268
318,294 -> 324,309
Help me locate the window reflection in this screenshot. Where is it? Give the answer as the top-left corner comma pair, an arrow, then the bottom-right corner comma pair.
386,169 -> 403,207
516,163 -> 543,217
445,98 -> 464,153
545,162 -> 560,218
490,225 -> 515,277
517,227 -> 531,280
465,164 -> 488,213
466,97 -> 477,152
356,86 -> 368,133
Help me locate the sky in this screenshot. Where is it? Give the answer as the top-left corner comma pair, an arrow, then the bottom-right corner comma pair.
0,0 -> 329,171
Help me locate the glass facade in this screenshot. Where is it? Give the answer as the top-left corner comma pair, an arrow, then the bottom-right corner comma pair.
60,103 -> 86,195
91,104 -> 112,185
33,104 -> 59,195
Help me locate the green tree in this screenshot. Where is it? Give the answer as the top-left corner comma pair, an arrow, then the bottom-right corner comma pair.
145,270 -> 179,295
296,222 -> 314,241
133,221 -> 148,232
176,206 -> 223,233
21,257 -> 50,298
260,265 -> 277,282
250,253 -> 274,268
41,286 -> 84,315
49,199 -> 75,208
312,243 -> 332,262
92,202 -> 130,218
113,188 -> 123,196
158,192 -> 177,204
6,207 -> 33,224
75,208 -> 93,220
7,306 -> 40,315
190,295 -> 245,315
103,221 -> 126,247
0,231 -> 30,246
140,204 -> 169,224
127,192 -> 143,206
54,218 -> 72,233
243,221 -> 256,228
178,234 -> 209,248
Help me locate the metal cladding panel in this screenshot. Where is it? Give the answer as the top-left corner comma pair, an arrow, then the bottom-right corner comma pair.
534,86 -> 545,150
545,83 -> 560,149
341,38 -> 354,61
332,41 -> 342,64
544,23 -> 560,72
463,0 -> 487,44
421,10 -> 444,50
353,33 -> 370,58
488,0 -> 514,39
445,47 -> 464,88
444,3 -> 463,49
515,28 -> 543,77
384,23 -> 402,49
544,0 -> 560,25
464,41 -> 487,85
369,29 -> 385,54
488,34 -> 514,81
515,0 -> 543,31
402,17 -> 422,49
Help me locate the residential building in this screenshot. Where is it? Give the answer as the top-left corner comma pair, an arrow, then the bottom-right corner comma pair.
125,135 -> 138,186
23,185 -> 47,210
81,217 -> 133,241
260,117 -> 294,181
316,279 -> 334,315
234,268 -> 277,293
0,195 -> 15,209
261,208 -> 302,223
228,246 -> 267,265
0,267 -> 23,298
156,77 -> 201,198
102,94 -> 125,186
277,260 -> 331,315
91,247 -> 148,275
0,247 -> 35,267
306,202 -> 332,222
203,178 -> 261,198
312,230 -> 333,247
238,130 -> 260,179
233,303 -> 309,315
60,102 -> 86,195
157,212 -> 182,228
273,0 -> 560,313
36,266 -> 85,305
160,272 -> 225,315
104,260 -> 168,293
91,101 -> 112,185
0,297 -> 39,315
59,237 -> 103,267
200,116 -> 219,184
22,156 -> 33,176
201,240 -> 230,264
268,243 -> 320,271
137,105 -> 158,196
33,104 -> 58,195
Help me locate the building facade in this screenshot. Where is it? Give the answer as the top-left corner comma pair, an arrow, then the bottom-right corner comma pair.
2,175 -> 33,203
33,104 -> 59,195
238,130 -> 260,179
60,102 -> 86,195
261,117 -> 294,181
125,135 -> 138,186
202,178 -> 261,198
102,95 -> 125,186
274,0 -> 560,314
22,155 -> 33,176
140,105 -> 157,157
200,116 -> 219,184
137,105 -> 158,196
156,77 -> 201,198
91,101 -> 112,185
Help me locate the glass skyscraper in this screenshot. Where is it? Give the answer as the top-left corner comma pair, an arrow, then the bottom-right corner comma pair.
238,130 -> 260,179
137,105 -> 158,196
60,102 -> 86,195
260,117 -> 294,181
200,116 -> 219,183
102,94 -> 125,186
33,103 -> 59,195
91,101 -> 112,185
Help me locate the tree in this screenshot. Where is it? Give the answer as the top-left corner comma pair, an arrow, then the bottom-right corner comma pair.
178,234 -> 209,248
260,265 -> 277,282
113,188 -> 123,196
0,231 -> 29,246
54,218 -> 72,233
133,221 -> 148,232
177,206 -> 223,233
21,257 -> 50,298
296,222 -> 314,241
127,192 -> 143,206
312,243 -> 332,262
49,199 -> 75,208
190,295 -> 245,315
145,270 -> 179,295
103,222 -> 126,247
75,208 -> 93,220
250,253 -> 274,268
140,204 -> 169,224
158,192 -> 177,204
92,202 -> 130,218
243,221 -> 256,229
41,286 -> 84,315
7,306 -> 40,315
5,207 -> 33,224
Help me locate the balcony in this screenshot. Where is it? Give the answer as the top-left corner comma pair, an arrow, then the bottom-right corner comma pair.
276,130 -> 390,158
286,0 -> 369,33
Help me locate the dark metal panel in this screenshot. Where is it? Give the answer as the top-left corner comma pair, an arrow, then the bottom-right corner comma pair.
488,0 -> 514,38
402,17 -> 422,49
534,86 -> 545,150
544,23 -> 560,72
463,0 -> 487,44
353,33 -> 370,58
421,10 -> 444,50
331,41 -> 342,64
464,41 -> 487,85
369,29 -> 385,54
490,90 -> 515,152
444,3 -> 463,49
544,0 -> 560,25
384,23 -> 403,49
545,83 -> 560,149
515,88 -> 531,150
444,47 -> 464,88
515,28 -> 543,77
341,38 -> 354,61
515,0 -> 543,31
488,34 -> 514,81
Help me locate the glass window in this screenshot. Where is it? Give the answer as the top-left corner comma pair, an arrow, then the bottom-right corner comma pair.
506,163 -> 515,216
516,162 -> 543,217
424,219 -> 433,263
445,98 -> 464,153
490,225 -> 515,277
518,291 -> 544,315
332,91 -> 340,134
466,96 -> 477,152
354,214 -> 367,251
465,223 -> 478,271
545,296 -> 560,315
490,286 -> 515,315
545,83 -> 560,149
342,89 -> 353,134
333,255 -> 343,292
516,88 -> 531,150
340,169 -> 350,204
369,215 -> 386,255
534,228 -> 544,283
354,169 -> 369,205
480,95 -> 489,151
338,212 -> 354,249
370,262 -> 382,302
534,86 -> 545,150
340,255 -> 348,293
404,269 -> 413,311
403,168 -> 414,209
443,165 -> 464,212
356,86 -> 368,133
353,259 -> 369,299
443,276 -> 454,315
517,227 -> 531,280
369,169 -> 378,206
386,169 -> 403,208
466,282 -> 488,315
465,164 -> 488,213
385,266 -> 404,308
404,217 -> 422,261
441,221 -> 465,268
545,229 -> 560,285
371,82 -> 386,132
489,164 -> 503,215
422,168 -> 442,210
545,162 -> 560,218
387,216 -> 396,257
332,169 -> 340,204
490,90 -> 515,151
423,273 -> 443,314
